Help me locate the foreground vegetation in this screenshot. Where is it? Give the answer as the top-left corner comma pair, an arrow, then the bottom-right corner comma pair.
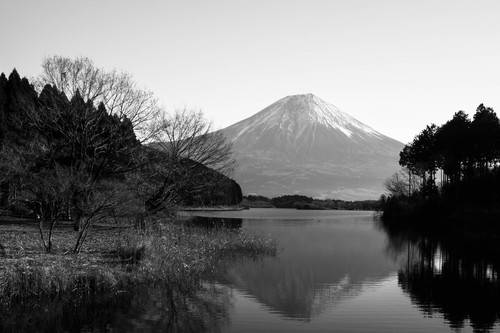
382,103 -> 500,225
0,217 -> 276,310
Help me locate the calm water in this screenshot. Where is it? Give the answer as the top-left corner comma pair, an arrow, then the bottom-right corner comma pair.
6,209 -> 500,332
188,209 -> 500,333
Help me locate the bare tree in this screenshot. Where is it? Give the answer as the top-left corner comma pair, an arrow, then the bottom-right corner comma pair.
384,167 -> 421,198
153,108 -> 236,177
34,55 -> 160,141
128,108 -> 237,229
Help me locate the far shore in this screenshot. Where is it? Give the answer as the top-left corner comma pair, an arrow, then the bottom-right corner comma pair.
179,206 -> 246,212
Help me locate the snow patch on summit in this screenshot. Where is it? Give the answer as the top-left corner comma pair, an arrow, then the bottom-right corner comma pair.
228,93 -> 383,142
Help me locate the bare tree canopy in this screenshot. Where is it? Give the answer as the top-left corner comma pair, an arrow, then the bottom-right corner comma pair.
384,167 -> 421,198
152,108 -> 236,177
34,55 -> 160,140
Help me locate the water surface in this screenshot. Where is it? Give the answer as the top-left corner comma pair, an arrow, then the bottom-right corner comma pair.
6,208 -> 500,332
194,208 -> 500,333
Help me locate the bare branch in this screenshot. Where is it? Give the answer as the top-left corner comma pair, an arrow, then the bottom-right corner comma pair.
34,55 -> 161,142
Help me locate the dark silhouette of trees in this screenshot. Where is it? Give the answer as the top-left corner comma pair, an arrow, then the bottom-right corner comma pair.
271,195 -> 313,208
0,71 -> 141,252
470,104 -> 500,176
398,104 -> 500,195
399,124 -> 439,196
0,70 -> 39,208
435,111 -> 471,185
0,66 -> 241,251
383,103 -> 500,222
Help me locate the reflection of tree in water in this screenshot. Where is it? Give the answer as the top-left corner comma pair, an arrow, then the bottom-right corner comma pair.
0,283 -> 233,333
382,223 -> 500,332
112,283 -> 233,332
185,216 -> 243,229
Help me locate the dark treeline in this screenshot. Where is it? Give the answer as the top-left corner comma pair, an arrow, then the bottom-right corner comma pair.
382,103 -> 500,223
0,68 -> 241,252
243,194 -> 380,210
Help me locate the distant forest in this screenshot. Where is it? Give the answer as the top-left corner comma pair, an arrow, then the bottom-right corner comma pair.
382,104 -> 500,223
243,194 -> 380,210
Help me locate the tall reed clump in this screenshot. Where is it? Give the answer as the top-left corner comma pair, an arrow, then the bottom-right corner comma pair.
136,222 -> 277,289
0,255 -> 126,307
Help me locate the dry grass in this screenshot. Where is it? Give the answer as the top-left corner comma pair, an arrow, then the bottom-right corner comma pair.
0,218 -> 276,307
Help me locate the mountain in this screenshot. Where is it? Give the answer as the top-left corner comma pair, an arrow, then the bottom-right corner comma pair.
221,93 -> 404,200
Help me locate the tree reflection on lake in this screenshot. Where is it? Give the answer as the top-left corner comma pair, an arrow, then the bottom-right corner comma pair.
0,279 -> 233,332
381,221 -> 500,332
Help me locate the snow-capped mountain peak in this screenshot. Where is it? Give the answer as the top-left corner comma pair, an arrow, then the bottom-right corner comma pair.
229,94 -> 382,143
221,94 -> 403,200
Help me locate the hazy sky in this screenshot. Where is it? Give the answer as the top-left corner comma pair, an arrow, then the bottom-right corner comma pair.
1,0 -> 499,143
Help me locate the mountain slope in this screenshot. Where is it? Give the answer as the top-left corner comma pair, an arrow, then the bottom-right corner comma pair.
222,94 -> 403,200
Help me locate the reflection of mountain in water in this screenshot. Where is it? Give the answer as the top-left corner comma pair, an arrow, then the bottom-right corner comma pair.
383,223 -> 500,332
221,258 -> 365,321
209,215 -> 398,320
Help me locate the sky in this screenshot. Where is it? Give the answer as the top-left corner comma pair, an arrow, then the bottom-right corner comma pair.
1,0 -> 499,144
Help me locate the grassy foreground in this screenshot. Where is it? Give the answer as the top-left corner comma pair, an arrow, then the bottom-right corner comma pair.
0,218 -> 276,308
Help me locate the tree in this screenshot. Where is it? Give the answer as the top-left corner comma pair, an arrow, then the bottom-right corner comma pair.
470,104 -> 500,175
0,73 -> 7,149
0,73 -> 8,207
35,88 -> 138,252
34,55 -> 160,141
0,70 -> 39,208
384,168 -> 422,198
126,108 -> 237,229
400,124 -> 439,196
152,108 -> 236,176
435,111 -> 471,184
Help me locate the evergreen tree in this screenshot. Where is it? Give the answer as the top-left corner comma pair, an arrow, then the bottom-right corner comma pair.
471,104 -> 500,174
0,73 -> 7,149
435,111 -> 471,184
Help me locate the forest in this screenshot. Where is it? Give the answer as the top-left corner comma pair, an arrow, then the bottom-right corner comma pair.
382,104 -> 500,224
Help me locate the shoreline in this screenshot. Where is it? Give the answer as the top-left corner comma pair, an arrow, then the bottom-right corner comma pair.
179,206 -> 246,212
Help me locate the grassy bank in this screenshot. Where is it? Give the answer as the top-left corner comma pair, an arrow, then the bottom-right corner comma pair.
0,218 -> 276,308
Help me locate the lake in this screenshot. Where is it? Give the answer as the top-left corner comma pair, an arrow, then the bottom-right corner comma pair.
180,208 -> 500,333
9,208 -> 499,332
